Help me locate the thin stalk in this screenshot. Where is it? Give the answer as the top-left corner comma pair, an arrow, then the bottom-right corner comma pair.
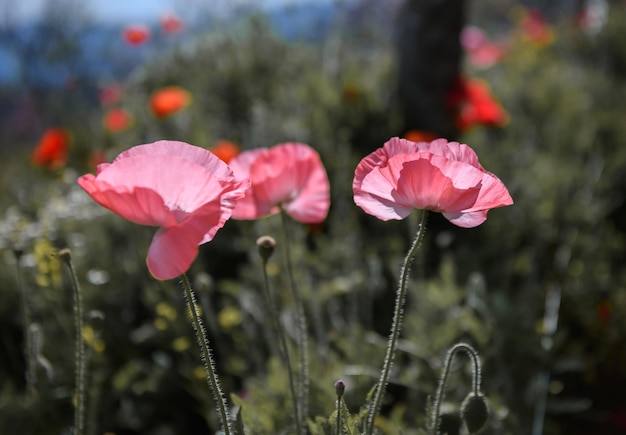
59,249 -> 86,435
15,248 -> 36,400
430,343 -> 482,435
179,274 -> 232,435
259,253 -> 302,435
280,210 -> 309,432
366,210 -> 428,435
335,380 -> 345,435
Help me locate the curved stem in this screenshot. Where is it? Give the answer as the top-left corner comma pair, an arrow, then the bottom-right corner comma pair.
280,210 -> 309,433
260,256 -> 302,435
430,342 -> 482,435
366,210 -> 428,434
179,274 -> 232,435
59,249 -> 86,435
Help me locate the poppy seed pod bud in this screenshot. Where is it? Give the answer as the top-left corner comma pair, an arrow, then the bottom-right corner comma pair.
256,235 -> 276,262
334,379 -> 346,399
461,392 -> 489,433
58,248 -> 72,263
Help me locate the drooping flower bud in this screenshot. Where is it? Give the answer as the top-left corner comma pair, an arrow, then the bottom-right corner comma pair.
334,379 -> 346,399
256,235 -> 276,262
460,392 -> 489,433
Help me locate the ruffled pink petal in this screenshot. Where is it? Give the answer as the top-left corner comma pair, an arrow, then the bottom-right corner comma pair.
236,143 -> 330,222
94,153 -> 232,216
146,225 -> 202,280
355,152 -> 485,220
77,174 -> 176,227
443,210 -> 488,228
424,139 -> 482,169
114,140 -> 234,180
354,151 -> 413,220
196,177 -> 249,244
229,148 -> 267,220
468,171 -> 514,211
280,146 -> 330,223
392,156 -> 483,213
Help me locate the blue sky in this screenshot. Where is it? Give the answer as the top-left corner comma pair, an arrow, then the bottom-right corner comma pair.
10,0 -> 326,24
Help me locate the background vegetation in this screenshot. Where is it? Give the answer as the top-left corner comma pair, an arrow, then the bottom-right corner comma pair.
1,0 -> 625,434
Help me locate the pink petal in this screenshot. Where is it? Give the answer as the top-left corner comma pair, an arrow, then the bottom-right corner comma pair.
77,174 -> 176,227
443,210 -> 488,228
355,151 -> 485,220
279,145 -> 330,223
94,153 -> 232,217
234,143 -> 330,223
229,148 -> 268,220
392,155 -> 483,213
147,225 -> 201,280
354,152 -> 414,220
469,171 -> 514,211
114,140 -> 233,180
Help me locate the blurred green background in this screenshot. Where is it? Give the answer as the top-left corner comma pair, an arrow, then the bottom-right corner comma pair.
1,0 -> 626,434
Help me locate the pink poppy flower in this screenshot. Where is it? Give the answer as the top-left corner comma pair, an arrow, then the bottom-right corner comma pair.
229,143 -> 330,223
353,137 -> 513,228
77,140 -> 249,280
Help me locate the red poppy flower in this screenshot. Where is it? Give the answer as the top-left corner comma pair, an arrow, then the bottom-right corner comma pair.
99,84 -> 123,106
448,77 -> 508,131
353,137 -> 513,228
518,9 -> 554,47
103,108 -> 132,133
229,143 -> 331,223
149,86 -> 191,119
32,128 -> 71,169
77,141 -> 249,279
160,12 -> 183,34
211,140 -> 240,163
122,24 -> 151,46
403,130 -> 438,143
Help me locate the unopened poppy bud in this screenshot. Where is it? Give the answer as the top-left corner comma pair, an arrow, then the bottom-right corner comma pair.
256,236 -> 276,262
13,246 -> 24,260
58,248 -> 72,263
461,392 -> 489,433
334,379 -> 345,399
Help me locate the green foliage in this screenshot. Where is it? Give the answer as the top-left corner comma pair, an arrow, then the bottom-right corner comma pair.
2,4 -> 626,435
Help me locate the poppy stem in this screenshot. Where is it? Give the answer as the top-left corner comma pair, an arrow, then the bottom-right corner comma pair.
258,238 -> 302,435
366,209 -> 428,435
14,248 -> 37,401
58,249 -> 86,435
335,380 -> 346,435
280,210 -> 309,434
179,274 -> 233,435
430,343 -> 482,435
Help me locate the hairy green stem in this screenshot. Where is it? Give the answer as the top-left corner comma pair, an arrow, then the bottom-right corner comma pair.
260,254 -> 302,435
366,210 -> 428,434
179,274 -> 232,435
430,342 -> 482,435
335,380 -> 345,435
280,210 -> 309,433
15,249 -> 36,400
59,249 -> 86,435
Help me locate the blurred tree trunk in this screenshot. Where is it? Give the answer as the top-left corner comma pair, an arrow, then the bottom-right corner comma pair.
396,0 -> 465,139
